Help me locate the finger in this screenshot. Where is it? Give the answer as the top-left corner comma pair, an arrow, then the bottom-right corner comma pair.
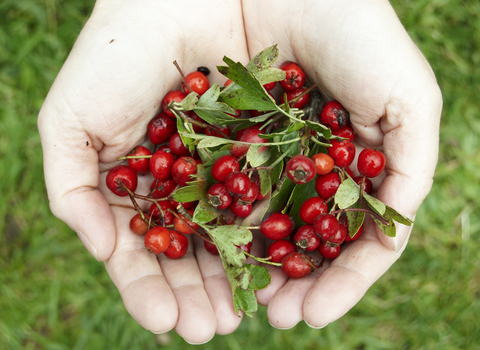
191,235 -> 243,335
302,219 -> 403,328
157,235 -> 217,344
104,206 -> 178,333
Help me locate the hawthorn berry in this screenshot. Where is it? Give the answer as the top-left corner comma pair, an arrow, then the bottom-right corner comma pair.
327,223 -> 347,245
149,200 -> 175,225
230,199 -> 252,218
328,139 -> 356,168
173,209 -> 199,234
127,146 -> 151,174
162,90 -> 187,118
129,213 -> 150,235
357,148 -> 386,178
267,240 -> 297,264
333,125 -> 356,141
286,155 -> 316,184
106,165 -> 137,197
205,125 -> 231,138
144,226 -> 171,255
239,182 -> 258,204
293,225 -> 321,251
311,153 -> 335,175
279,61 -> 306,92
353,176 -> 373,195
231,128 -> 268,158
164,230 -> 189,259
315,172 -> 341,199
224,171 -> 251,198
312,214 -> 339,241
280,87 -> 310,109
207,183 -> 233,210
281,253 -> 315,279
150,150 -> 176,181
168,132 -> 190,156
171,156 -> 197,186
260,212 -> 295,240
182,71 -> 210,95
344,224 -> 364,242
299,197 -> 328,224
148,112 -> 177,145
211,155 -> 240,182
151,178 -> 177,199
319,100 -> 349,131
318,241 -> 341,260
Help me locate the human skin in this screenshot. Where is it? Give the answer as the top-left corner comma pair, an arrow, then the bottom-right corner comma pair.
38,0 -> 442,344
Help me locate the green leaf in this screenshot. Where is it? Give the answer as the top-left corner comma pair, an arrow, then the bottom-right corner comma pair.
232,288 -> 257,318
247,265 -> 271,290
373,216 -> 396,237
258,169 -> 272,197
208,225 -> 252,267
193,83 -> 238,125
246,144 -> 271,167
172,183 -> 203,203
345,203 -> 366,238
175,113 -> 196,153
174,91 -> 198,111
280,131 -> 300,157
217,57 -> 278,111
269,177 -> 295,213
187,135 -> 233,149
245,44 -> 280,72
363,192 -> 386,215
335,177 -> 360,209
193,198 -> 218,224
287,180 -> 317,227
383,205 -> 414,226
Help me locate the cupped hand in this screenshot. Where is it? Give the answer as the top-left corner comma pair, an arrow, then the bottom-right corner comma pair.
38,0 -> 251,344
242,0 -> 442,329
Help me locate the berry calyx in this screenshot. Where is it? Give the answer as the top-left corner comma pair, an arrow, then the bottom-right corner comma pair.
286,155 -> 316,184
207,183 -> 233,210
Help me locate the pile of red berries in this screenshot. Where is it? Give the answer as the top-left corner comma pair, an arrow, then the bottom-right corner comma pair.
105,45 -> 408,314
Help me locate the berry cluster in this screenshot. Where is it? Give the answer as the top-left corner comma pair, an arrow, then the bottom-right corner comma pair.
105,45 -> 411,316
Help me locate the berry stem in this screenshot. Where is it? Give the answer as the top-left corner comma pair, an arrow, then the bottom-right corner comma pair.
117,155 -> 152,161
122,184 -> 147,221
173,60 -> 194,94
242,251 -> 282,267
166,209 -> 213,243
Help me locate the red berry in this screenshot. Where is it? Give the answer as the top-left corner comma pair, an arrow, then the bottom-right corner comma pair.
150,150 -> 176,181
357,148 -> 386,178
230,199 -> 252,218
237,241 -> 252,254
173,209 -> 199,234
171,156 -> 197,186
148,112 -> 177,144
224,171 -> 251,198
251,171 -> 270,200
106,165 -> 137,197
319,100 -> 350,131
168,132 -> 190,156
127,146 -> 152,174
211,155 -> 240,182
164,230 -> 189,259
293,225 -> 321,251
236,124 -> 263,142
205,125 -> 231,138
169,197 -> 197,211
312,214 -> 339,241
311,153 -> 335,175
279,87 -> 310,109
207,183 -> 233,210
344,224 -> 364,242
299,197 -> 328,224
333,124 -> 356,141
162,90 -> 187,118
318,241 -> 341,260
129,213 -> 150,235
144,226 -> 171,255
204,236 -> 219,255
260,212 -> 295,240
281,253 -> 315,278
151,178 -> 177,199
231,128 -> 268,158
327,223 -> 347,245
182,71 -> 210,95
353,176 -> 373,195
315,172 -> 341,199
328,139 -> 356,168
263,81 -> 276,91
149,200 -> 175,225
239,181 -> 258,204
286,155 -> 316,184
267,240 -> 297,264
279,61 -> 306,92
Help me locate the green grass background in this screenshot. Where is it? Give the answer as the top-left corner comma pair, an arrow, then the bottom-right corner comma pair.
1,0 -> 479,349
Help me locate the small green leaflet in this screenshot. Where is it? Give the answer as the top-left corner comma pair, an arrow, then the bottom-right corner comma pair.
233,288 -> 257,318
245,44 -> 280,72
268,177 -> 295,214
345,203 -> 365,238
280,131 -> 301,157
335,177 -> 360,209
193,84 -> 238,125
363,192 -> 386,215
258,168 -> 272,197
181,133 -> 233,149
246,145 -> 271,167
174,91 -> 198,111
373,216 -> 397,238
383,205 -> 414,226
174,111 -> 196,153
287,180 -> 317,228
171,182 -> 203,203
207,225 -> 252,267
193,198 -> 218,224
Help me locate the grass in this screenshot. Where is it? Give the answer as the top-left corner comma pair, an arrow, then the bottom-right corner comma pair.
0,0 -> 479,348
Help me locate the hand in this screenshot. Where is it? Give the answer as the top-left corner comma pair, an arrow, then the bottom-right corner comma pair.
38,0 -> 252,344
242,0 -> 442,329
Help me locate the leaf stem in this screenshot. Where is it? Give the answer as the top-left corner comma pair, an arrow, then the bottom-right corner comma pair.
243,251 -> 282,267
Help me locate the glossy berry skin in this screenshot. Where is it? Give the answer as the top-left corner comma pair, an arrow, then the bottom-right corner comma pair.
328,139 -> 356,168
319,100 -> 349,131
236,124 -> 263,141
313,214 -> 339,241
151,178 -> 177,199
279,61 -> 306,92
127,146 -> 152,174
150,150 -> 176,181
224,171 -> 251,198
311,153 -> 335,175
333,125 -> 356,141
144,226 -> 171,255
149,200 -> 175,225
168,132 -> 190,156
318,241 -> 341,260
251,171 -> 269,200
315,172 -> 341,199
205,125 -> 231,138
148,112 -> 177,144
231,128 -> 268,158
230,199 -> 252,218
263,81 -> 276,91
260,212 -> 295,240
239,181 -> 258,204
353,176 -> 373,195
106,165 -> 137,196
172,156 -> 197,186
327,223 -> 347,245
344,224 -> 363,242
279,87 -> 310,109
129,213 -> 150,235
357,148 -> 386,178
267,240 -> 297,264
211,155 -> 240,182
173,209 -> 199,234
164,230 -> 189,259
204,239 -> 219,255
182,71 -> 210,95
207,183 -> 233,210
162,90 -> 187,118
299,197 -> 328,224
281,253 -> 315,279
286,155 -> 316,184
293,225 -> 321,251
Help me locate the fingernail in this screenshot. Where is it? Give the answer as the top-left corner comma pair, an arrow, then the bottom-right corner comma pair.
184,336 -> 214,345
305,320 -> 329,329
77,231 -> 98,260
268,320 -> 299,330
